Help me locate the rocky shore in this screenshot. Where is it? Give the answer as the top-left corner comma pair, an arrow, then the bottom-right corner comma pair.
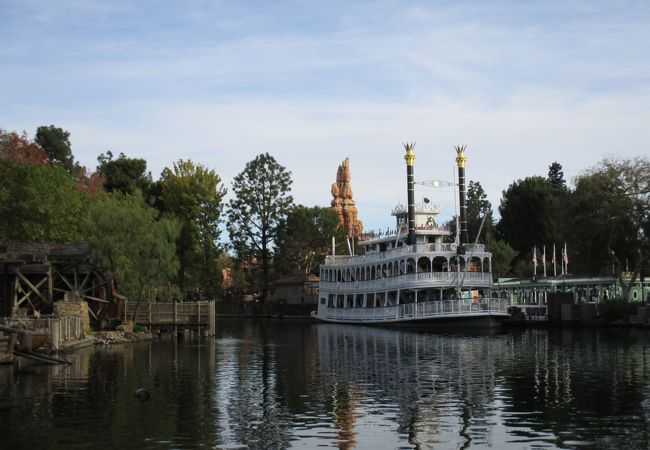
94,330 -> 154,344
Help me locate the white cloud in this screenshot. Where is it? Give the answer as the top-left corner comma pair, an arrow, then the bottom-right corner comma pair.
2,0 -> 649,233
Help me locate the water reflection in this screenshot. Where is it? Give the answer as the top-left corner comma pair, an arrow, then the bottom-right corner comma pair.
1,322 -> 650,449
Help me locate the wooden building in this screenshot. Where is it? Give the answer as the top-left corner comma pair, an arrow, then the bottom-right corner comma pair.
270,274 -> 319,305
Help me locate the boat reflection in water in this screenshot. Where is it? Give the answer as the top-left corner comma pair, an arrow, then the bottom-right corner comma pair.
315,324 -> 650,449
316,324 -> 508,448
2,321 -> 650,449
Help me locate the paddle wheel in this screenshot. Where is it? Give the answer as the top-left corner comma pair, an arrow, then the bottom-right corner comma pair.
0,242 -> 117,326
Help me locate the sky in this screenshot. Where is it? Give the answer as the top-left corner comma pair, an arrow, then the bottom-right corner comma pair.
1,0 -> 649,232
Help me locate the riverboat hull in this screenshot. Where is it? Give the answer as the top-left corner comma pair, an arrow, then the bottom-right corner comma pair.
312,298 -> 510,329
311,310 -> 506,328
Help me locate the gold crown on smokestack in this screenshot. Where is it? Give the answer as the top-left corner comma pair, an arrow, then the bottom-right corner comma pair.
404,142 -> 416,166
454,145 -> 467,168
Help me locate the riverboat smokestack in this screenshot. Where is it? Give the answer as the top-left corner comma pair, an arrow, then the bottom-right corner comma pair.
404,143 -> 416,246
455,145 -> 468,245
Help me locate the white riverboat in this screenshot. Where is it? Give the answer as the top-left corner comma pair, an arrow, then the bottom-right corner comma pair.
312,145 -> 509,328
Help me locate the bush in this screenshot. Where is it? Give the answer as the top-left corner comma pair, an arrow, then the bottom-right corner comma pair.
598,300 -> 643,322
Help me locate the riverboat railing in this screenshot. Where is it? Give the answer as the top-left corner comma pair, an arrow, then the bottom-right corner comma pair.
325,242 -> 488,266
320,271 -> 493,291
318,298 -> 509,322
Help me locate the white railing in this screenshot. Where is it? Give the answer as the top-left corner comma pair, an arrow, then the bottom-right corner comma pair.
320,271 -> 493,292
324,242 -> 489,266
319,298 -> 509,322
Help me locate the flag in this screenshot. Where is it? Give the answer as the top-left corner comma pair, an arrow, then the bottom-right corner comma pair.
563,243 -> 568,264
552,243 -> 557,277
532,246 -> 537,275
542,245 -> 546,266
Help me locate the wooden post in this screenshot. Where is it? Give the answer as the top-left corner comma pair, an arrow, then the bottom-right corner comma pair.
50,318 -> 60,351
47,263 -> 53,304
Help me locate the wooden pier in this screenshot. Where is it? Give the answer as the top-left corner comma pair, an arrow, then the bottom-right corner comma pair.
124,301 -> 216,337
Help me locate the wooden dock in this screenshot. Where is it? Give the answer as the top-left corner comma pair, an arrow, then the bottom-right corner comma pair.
124,301 -> 216,336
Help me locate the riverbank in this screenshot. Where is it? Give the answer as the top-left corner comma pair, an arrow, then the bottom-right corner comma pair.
216,302 -> 315,319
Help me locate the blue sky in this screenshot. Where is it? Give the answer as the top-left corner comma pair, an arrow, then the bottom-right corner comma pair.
1,0 -> 649,232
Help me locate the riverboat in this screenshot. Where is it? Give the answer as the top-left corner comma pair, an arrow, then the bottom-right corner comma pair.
312,144 -> 509,328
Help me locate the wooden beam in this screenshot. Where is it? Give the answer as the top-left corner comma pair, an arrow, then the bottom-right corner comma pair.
81,294 -> 109,303
47,263 -> 53,304
80,280 -> 109,295
53,267 -> 76,292
15,271 -> 49,304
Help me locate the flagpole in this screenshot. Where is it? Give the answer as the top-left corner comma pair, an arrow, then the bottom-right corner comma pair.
542,245 -> 547,278
552,243 -> 557,277
532,246 -> 537,278
564,242 -> 568,275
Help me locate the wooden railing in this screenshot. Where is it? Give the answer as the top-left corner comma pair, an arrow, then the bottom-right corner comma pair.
0,315 -> 84,350
124,301 -> 216,336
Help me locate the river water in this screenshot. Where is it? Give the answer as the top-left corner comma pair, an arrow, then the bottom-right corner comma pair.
1,320 -> 650,449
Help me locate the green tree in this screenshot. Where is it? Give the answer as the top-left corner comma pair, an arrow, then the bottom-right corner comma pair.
487,236 -> 518,279
465,180 -> 517,278
83,191 -> 180,310
159,159 -> 226,297
97,151 -> 152,195
496,176 -> 565,254
0,159 -> 86,242
275,205 -> 343,275
227,153 -> 293,302
548,161 -> 566,191
35,125 -> 74,172
571,156 -> 649,300
466,181 -> 492,244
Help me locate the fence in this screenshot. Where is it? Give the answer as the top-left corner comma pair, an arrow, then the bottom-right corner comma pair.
124,301 -> 216,336
0,315 -> 84,350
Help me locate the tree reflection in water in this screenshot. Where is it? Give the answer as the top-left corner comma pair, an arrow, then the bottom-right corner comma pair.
1,321 -> 650,449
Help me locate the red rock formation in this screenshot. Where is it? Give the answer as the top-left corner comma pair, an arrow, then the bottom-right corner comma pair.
331,158 -> 363,237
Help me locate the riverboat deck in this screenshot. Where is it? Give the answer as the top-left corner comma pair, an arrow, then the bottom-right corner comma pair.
313,297 -> 509,325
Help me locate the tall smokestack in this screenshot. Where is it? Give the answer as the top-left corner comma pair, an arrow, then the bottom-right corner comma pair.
455,145 -> 468,245
404,143 -> 416,246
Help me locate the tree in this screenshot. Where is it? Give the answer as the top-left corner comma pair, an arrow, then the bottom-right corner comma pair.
496,176 -> 565,254
158,159 -> 226,297
0,129 -> 50,166
548,161 -> 566,191
35,125 -> 74,172
487,236 -> 518,279
227,153 -> 293,302
466,181 -> 492,244
96,151 -> 152,196
570,156 -> 649,300
83,191 -> 180,310
274,205 -> 343,275
465,180 -> 516,278
0,159 -> 86,243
